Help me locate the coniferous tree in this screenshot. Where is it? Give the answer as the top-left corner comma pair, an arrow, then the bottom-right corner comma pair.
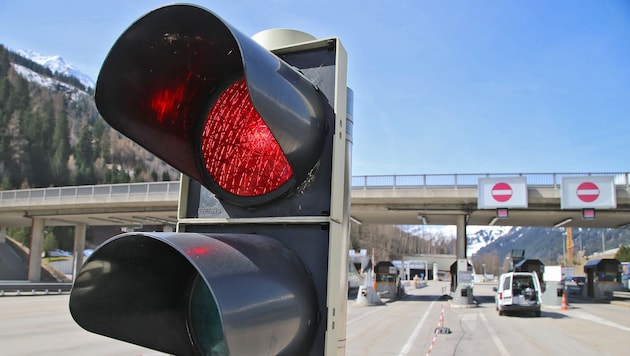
7,111 -> 29,188
75,125 -> 96,184
0,45 -> 10,75
51,107 -> 71,185
92,119 -> 105,160
99,126 -> 111,163
27,102 -> 54,187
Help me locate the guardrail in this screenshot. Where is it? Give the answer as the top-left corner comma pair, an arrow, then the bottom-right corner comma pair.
0,281 -> 73,296
1,173 -> 629,201
0,181 -> 181,203
351,172 -> 630,190
612,290 -> 630,300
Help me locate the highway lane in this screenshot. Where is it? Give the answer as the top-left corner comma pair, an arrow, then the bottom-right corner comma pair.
0,295 -> 165,355
1,282 -> 628,355
346,281 -> 630,356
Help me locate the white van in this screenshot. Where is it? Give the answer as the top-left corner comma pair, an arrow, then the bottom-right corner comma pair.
494,271 -> 542,317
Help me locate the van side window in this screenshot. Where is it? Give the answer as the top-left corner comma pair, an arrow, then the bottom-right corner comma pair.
503,276 -> 511,291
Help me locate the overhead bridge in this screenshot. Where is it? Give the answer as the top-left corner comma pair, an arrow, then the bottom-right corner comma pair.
1,173 -> 630,281
351,172 -> 630,228
1,173 -> 630,229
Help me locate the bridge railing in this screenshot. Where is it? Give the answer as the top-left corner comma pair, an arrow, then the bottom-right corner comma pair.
0,181 -> 181,203
2,173 -> 629,200
351,172 -> 630,190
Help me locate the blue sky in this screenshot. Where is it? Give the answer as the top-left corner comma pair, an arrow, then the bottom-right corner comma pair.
1,1 -> 629,176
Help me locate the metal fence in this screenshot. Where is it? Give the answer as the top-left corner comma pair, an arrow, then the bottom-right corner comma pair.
0,181 -> 181,203
351,172 -> 630,190
2,173 -> 629,201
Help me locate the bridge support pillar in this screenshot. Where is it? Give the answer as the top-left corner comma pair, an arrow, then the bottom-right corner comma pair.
73,223 -> 87,280
28,218 -> 45,282
0,226 -> 6,244
456,215 -> 466,260
452,215 -> 475,307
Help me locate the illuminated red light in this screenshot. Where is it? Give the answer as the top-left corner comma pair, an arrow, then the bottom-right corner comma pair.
188,246 -> 212,256
150,85 -> 185,123
201,78 -> 293,197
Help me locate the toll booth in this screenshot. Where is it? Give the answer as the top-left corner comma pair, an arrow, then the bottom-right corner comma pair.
450,260 -> 473,305
375,261 -> 401,300
514,259 -> 545,284
584,259 -> 622,299
450,260 -> 472,292
540,265 -> 564,307
508,249 -> 526,271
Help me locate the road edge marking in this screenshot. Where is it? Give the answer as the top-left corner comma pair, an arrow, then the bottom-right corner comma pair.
398,300 -> 436,355
479,312 -> 510,356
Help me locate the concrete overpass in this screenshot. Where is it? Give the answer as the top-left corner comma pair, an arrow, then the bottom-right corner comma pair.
2,173 -> 630,229
0,181 -> 180,228
0,181 -> 179,281
351,172 -> 630,228
2,172 -> 630,281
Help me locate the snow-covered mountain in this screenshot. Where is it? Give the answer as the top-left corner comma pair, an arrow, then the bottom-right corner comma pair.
15,49 -> 95,89
400,225 -> 513,256
466,226 -> 515,256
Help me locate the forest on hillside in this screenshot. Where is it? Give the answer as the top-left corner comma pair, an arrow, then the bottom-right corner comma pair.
350,223 -> 456,263
0,45 -> 177,190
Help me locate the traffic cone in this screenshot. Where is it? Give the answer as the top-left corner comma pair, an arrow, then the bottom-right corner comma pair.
560,292 -> 568,311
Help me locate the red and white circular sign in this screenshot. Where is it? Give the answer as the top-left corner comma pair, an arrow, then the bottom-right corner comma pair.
491,182 -> 512,202
576,181 -> 599,203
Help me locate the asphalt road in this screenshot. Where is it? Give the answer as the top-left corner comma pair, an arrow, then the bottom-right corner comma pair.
0,294 -> 165,355
1,281 -> 629,355
347,281 -> 630,356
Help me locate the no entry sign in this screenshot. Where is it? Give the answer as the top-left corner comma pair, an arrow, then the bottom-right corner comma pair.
576,181 -> 599,203
478,177 -> 527,209
491,182 -> 513,202
561,176 -> 616,209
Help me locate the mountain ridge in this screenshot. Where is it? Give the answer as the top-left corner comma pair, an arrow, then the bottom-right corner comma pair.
0,43 -> 178,189
400,224 -> 630,271
15,49 -> 95,90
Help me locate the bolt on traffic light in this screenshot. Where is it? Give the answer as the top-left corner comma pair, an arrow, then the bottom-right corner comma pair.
69,4 -> 350,356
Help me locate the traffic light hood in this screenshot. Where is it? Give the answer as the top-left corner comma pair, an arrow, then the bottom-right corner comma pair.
69,232 -> 318,355
95,4 -> 328,206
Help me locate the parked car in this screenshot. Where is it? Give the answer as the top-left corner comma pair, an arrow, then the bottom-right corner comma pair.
563,276 -> 586,295
494,271 -> 542,317
563,276 -> 586,287
46,249 -> 72,257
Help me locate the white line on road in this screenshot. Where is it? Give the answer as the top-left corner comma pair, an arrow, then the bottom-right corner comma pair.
571,310 -> 630,332
398,300 -> 436,356
479,312 -> 510,356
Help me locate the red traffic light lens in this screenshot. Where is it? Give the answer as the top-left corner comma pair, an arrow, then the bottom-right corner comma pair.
201,78 -> 293,197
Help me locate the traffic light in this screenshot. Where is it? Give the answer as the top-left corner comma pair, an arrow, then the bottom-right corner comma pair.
68,4 -> 350,356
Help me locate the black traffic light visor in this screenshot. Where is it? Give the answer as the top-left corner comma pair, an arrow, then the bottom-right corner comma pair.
69,232 -> 318,355
95,4 -> 327,206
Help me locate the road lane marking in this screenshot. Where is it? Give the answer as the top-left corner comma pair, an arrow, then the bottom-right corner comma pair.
479,312 -> 510,356
571,310 -> 630,332
398,300 -> 436,355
